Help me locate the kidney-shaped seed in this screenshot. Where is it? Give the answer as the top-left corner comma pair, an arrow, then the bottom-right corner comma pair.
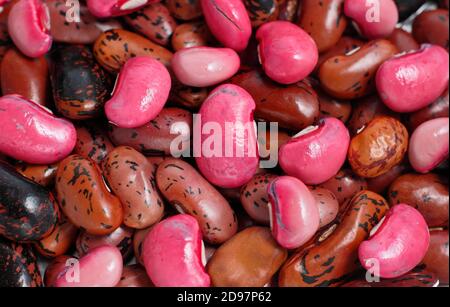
309,186 -> 340,228
172,47 -> 240,87
359,204 -> 430,279
106,56 -> 171,128
376,45 -> 450,113
279,117 -> 350,185
75,123 -> 115,165
35,215 -> 78,258
142,214 -> 211,287
267,176 -> 320,249
0,95 -> 76,164
422,230 -> 449,285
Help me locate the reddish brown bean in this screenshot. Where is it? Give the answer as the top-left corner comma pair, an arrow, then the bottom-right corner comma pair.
422,230 -> 449,285
44,255 -> 72,287
278,0 -> 298,22
366,163 -> 407,194
116,265 -> 154,287
166,0 -> 202,20
309,186 -> 339,228
170,81 -> 209,109
318,169 -> 368,206
133,225 -> 154,265
387,28 -> 420,53
244,0 -> 283,28
75,123 -> 115,165
316,89 -> 352,123
35,215 -> 78,258
408,87 -> 449,132
171,21 -> 211,51
15,163 -> 58,187
413,9 -> 449,50
316,36 -> 364,72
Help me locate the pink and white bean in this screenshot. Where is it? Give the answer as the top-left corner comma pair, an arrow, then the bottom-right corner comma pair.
279,117 -> 350,185
196,84 -> 259,189
7,0 -> 52,58
344,0 -> 398,39
0,95 -> 76,164
409,117 -> 449,173
171,47 -> 240,87
54,245 -> 123,287
87,0 -> 157,18
105,56 -> 171,129
200,0 -> 251,52
256,21 -> 318,85
359,204 -> 430,279
142,214 -> 210,287
376,45 -> 450,113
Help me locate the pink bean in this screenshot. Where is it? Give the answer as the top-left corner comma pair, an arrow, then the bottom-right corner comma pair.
256,21 -> 318,85
195,84 -> 259,189
267,176 -> 319,249
55,246 -> 123,287
105,56 -> 171,128
200,0 -> 251,52
344,0 -> 398,39
7,0 -> 52,58
376,45 -> 450,113
359,204 -> 430,279
279,117 -> 350,185
142,214 -> 210,287
172,47 -> 240,87
409,117 -> 449,173
0,95 -> 76,164
87,0 -> 157,18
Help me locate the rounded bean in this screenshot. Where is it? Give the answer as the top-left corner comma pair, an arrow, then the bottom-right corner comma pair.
44,255 -> 71,287
279,117 -> 350,185
75,123 -> 115,165
244,0 -> 282,28
366,163 -> 407,194
116,265 -> 154,287
167,0 -> 202,21
316,89 -> 352,123
408,87 -> 449,131
309,186 -> 339,228
387,28 -> 420,53
35,216 -> 78,258
171,21 -> 211,51
15,162 -> 58,187
422,230 -> 449,285
317,36 -> 364,71
413,9 -> 449,50
133,225 -> 153,265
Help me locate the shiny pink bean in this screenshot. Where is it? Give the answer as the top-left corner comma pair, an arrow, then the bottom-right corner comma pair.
0,95 -> 76,164
196,84 -> 259,189
142,214 -> 210,287
359,204 -> 430,279
172,47 -> 240,87
105,56 -> 171,129
344,0 -> 398,39
267,176 -> 319,249
376,45 -> 450,113
200,0 -> 251,52
7,0 -> 52,58
256,21 -> 318,85
87,0 -> 157,18
409,117 -> 449,173
279,118 -> 350,185
54,246 -> 123,287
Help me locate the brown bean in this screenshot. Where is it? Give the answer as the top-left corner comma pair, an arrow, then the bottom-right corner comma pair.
297,0 -> 347,53
244,0 -> 283,28
387,28 -> 420,53
309,186 -> 339,227
116,265 -> 154,287
156,158 -> 237,244
15,163 -> 58,187
124,3 -> 177,46
318,169 -> 368,206
318,39 -> 398,99
316,36 -> 364,72
75,123 -> 115,165
388,173 -> 449,228
172,21 -> 211,51
170,80 -> 209,109
102,146 -> 165,229
316,89 -> 352,123
55,155 -> 123,235
279,190 -> 389,287
278,0 -> 299,22
348,116 -> 409,178
408,87 -> 449,132
133,226 -> 154,265
1,48 -> 48,106
93,29 -> 173,73
422,229 -> 449,285
166,0 -> 202,21
366,163 -> 408,194
231,70 -> 320,131
35,215 -> 78,258
413,9 -> 449,50
44,255 -> 72,287
206,226 -> 288,287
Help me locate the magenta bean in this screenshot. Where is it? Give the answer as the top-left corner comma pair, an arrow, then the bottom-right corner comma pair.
279,118 -> 350,185
54,246 -> 123,287
105,56 -> 171,129
196,84 -> 259,189
200,0 -> 251,52
409,117 -> 449,174
267,176 -> 319,249
344,0 -> 398,39
376,45 -> 450,113
171,47 -> 240,87
359,204 -> 430,279
256,21 -> 318,85
86,0 -> 157,18
0,95 -> 76,164
7,0 -> 52,58
142,214 -> 210,287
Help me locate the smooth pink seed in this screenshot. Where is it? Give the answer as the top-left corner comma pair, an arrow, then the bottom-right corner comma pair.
409,117 -> 449,173
87,0 -> 156,18
195,84 -> 259,189
279,117 -> 350,185
0,95 -> 76,164
105,56 -> 171,129
200,0 -> 251,52
172,47 -> 241,87
142,215 -> 210,287
55,246 -> 123,287
7,0 -> 52,58
376,45 -> 450,113
344,0 -> 398,39
267,176 -> 320,249
359,204 -> 430,279
256,21 -> 318,85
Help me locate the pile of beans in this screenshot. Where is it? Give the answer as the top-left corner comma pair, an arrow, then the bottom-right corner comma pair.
0,0 -> 448,287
